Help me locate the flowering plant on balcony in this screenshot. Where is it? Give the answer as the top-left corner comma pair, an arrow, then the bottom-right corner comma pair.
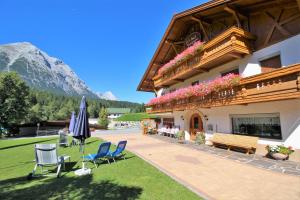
158,41 -> 204,75
147,73 -> 241,106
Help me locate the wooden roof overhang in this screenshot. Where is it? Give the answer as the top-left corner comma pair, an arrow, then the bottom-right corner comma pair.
137,0 -> 300,92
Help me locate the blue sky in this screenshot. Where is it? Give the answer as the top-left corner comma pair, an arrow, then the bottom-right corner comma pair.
0,0 -> 205,103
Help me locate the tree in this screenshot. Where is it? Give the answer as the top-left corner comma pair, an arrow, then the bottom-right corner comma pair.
0,72 -> 30,134
98,107 -> 109,129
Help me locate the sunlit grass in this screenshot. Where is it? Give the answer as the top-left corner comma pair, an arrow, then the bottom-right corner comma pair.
0,136 -> 201,200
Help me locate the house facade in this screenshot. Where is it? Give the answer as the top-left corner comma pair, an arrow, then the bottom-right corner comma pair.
137,0 -> 300,149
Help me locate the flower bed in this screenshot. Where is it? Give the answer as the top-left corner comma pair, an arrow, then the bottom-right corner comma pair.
147,73 -> 241,106
158,41 -> 204,75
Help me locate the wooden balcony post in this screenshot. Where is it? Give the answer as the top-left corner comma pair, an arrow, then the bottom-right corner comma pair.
297,72 -> 300,90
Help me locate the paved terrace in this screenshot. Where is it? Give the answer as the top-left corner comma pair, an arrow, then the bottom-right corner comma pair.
93,130 -> 300,200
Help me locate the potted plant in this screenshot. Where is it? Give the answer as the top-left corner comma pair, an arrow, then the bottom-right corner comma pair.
176,130 -> 185,144
195,132 -> 206,145
265,145 -> 294,160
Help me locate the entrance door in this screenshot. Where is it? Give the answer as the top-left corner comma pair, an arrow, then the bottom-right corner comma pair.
189,113 -> 203,140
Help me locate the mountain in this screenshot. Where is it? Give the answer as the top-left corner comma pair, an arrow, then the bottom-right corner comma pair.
96,91 -> 118,101
0,42 -> 116,100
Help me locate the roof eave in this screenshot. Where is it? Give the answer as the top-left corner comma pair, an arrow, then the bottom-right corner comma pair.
137,0 -> 234,92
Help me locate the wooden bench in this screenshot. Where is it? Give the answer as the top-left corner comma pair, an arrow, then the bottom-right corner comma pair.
211,133 -> 258,154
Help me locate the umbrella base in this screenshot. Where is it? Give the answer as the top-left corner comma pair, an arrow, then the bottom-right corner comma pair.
74,168 -> 91,176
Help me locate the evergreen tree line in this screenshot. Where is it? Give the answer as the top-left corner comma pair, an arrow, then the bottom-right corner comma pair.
0,72 -> 145,131
28,89 -> 145,122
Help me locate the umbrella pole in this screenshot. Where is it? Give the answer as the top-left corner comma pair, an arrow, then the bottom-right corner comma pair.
82,140 -> 85,169
75,140 -> 91,176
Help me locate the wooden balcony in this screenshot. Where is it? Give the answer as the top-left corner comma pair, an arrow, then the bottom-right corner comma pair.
153,26 -> 256,88
147,64 -> 300,114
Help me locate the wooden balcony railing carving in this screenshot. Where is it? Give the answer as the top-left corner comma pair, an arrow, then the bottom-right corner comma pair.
153,26 -> 256,88
147,64 -> 300,113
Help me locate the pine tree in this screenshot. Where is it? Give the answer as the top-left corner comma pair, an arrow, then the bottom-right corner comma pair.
98,107 -> 109,129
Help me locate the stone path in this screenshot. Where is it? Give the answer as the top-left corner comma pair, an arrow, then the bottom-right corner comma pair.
94,131 -> 300,200
151,135 -> 300,176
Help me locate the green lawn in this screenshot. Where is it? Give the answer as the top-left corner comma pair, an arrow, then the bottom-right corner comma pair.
115,112 -> 157,121
0,136 -> 201,200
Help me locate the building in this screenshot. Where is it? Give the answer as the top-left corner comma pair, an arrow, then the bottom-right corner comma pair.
107,108 -> 131,119
137,0 -> 300,149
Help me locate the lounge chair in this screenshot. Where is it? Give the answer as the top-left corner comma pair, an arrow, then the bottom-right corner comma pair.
31,144 -> 70,178
107,140 -> 127,162
83,142 -> 111,168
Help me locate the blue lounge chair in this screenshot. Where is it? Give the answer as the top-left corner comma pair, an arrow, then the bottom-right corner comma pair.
83,142 -> 111,168
108,140 -> 127,162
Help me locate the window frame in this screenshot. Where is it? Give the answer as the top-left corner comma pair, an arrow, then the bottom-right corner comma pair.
230,113 -> 282,140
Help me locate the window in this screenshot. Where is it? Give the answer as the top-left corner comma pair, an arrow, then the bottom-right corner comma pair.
231,113 -> 282,139
221,68 -> 239,77
192,81 -> 199,86
163,118 -> 174,128
260,55 -> 282,73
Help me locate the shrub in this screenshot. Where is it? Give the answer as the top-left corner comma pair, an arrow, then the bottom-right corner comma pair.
265,145 -> 294,155
195,132 -> 206,144
176,130 -> 185,140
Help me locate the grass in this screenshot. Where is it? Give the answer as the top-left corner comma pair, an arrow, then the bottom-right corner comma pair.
115,112 -> 157,122
0,136 -> 201,200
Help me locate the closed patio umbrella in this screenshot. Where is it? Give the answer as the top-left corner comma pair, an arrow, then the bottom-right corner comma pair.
73,96 -> 91,176
69,111 -> 76,134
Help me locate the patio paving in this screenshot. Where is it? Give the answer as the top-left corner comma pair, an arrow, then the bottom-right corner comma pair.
93,131 -> 300,200
150,134 -> 300,176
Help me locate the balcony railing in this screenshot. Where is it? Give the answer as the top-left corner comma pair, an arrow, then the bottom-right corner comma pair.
153,26 -> 256,88
147,63 -> 300,113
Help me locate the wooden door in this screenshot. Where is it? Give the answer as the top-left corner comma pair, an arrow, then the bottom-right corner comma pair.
189,114 -> 203,140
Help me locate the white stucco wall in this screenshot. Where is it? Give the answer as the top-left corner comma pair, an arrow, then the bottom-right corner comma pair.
154,35 -> 300,148
170,99 -> 300,149
158,34 -> 300,96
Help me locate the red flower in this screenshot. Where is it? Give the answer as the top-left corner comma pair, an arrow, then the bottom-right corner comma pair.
147,74 -> 241,106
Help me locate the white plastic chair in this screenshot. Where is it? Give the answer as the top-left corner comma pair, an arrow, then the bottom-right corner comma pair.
31,144 -> 70,178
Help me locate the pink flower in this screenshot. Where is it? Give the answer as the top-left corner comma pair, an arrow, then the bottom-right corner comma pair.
158,41 -> 204,75
146,73 -> 241,106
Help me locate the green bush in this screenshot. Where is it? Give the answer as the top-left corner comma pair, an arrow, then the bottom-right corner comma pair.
176,130 -> 185,140
195,132 -> 206,145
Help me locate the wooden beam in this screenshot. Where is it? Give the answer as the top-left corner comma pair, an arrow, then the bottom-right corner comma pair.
297,0 -> 300,11
173,41 -> 185,45
194,68 -> 209,73
263,10 -> 291,46
264,11 -> 290,36
225,6 -> 248,20
165,40 -> 178,54
190,16 -> 209,40
224,6 -> 248,28
264,14 -> 277,46
174,78 -> 185,82
279,13 -> 300,25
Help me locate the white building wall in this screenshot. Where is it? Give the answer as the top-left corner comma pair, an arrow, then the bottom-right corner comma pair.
171,99 -> 300,149
155,35 -> 300,148
158,34 -> 300,96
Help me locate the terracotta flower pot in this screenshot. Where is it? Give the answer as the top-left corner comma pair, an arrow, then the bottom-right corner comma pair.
270,153 -> 289,160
